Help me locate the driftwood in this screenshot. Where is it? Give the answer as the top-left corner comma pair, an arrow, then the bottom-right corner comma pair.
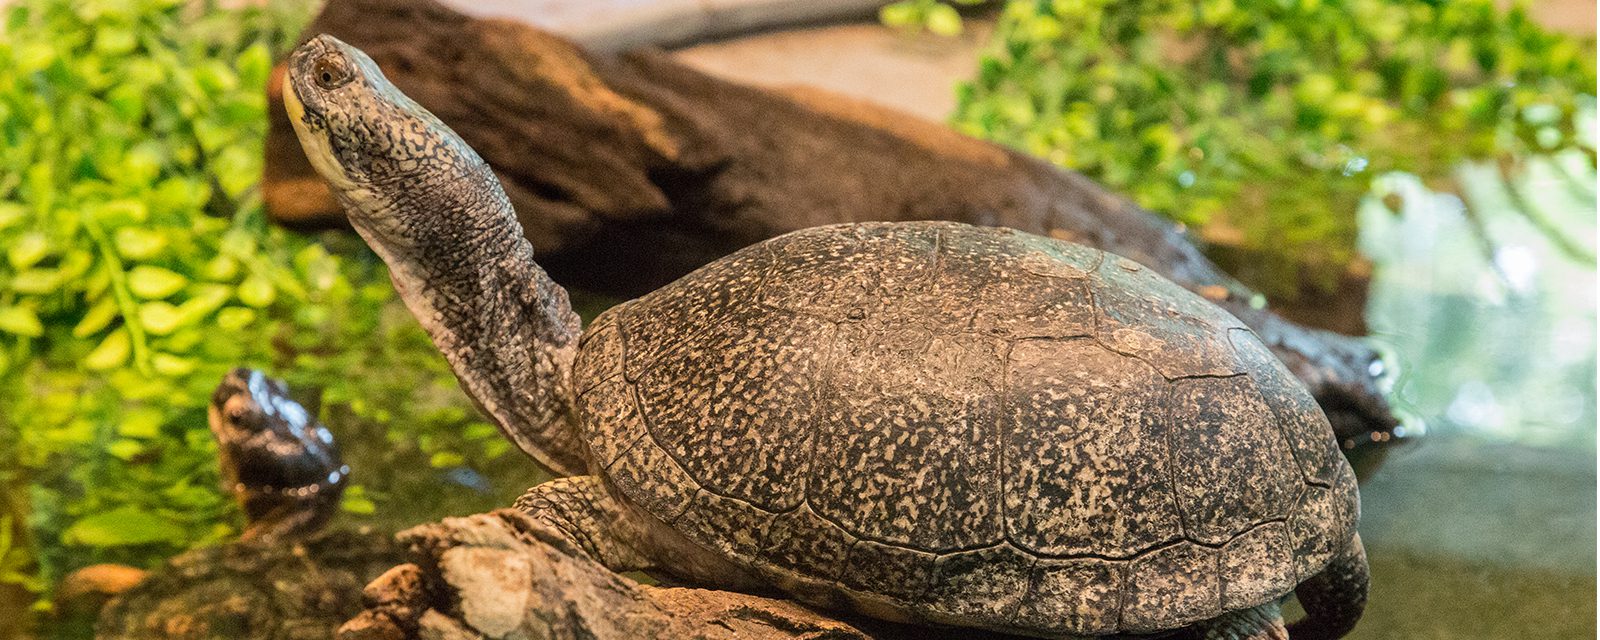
94,529 -> 403,639
263,0 -> 1405,463
336,511 -> 881,640
339,510 -> 1218,640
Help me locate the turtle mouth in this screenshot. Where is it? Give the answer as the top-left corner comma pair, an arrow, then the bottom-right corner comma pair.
283,54 -> 357,193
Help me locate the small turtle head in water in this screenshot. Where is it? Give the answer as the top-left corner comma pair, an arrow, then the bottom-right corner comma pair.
209,368 -> 347,542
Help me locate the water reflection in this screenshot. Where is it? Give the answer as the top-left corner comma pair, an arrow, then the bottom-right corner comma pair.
1359,154 -> 1596,448
1349,116 -> 1597,637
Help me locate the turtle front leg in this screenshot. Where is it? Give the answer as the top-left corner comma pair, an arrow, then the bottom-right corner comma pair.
512,476 -> 656,572
514,476 -> 770,591
1196,602 -> 1288,640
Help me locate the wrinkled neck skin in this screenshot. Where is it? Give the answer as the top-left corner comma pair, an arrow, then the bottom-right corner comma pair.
341,165 -> 589,477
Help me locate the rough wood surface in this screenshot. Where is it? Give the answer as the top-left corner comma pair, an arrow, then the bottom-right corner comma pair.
96,530 -> 403,640
337,509 -> 1178,640
263,0 -> 1404,461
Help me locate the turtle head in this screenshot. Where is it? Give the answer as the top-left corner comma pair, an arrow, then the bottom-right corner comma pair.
283,36 -> 590,478
284,34 -> 509,262
209,367 -> 348,541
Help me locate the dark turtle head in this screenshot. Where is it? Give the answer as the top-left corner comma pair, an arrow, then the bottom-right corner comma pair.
210,368 -> 348,542
284,34 -> 511,265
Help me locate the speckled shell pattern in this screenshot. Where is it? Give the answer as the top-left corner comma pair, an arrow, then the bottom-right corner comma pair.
572,221 -> 1359,637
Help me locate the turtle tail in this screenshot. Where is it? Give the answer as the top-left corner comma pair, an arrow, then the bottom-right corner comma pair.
1286,533 -> 1368,640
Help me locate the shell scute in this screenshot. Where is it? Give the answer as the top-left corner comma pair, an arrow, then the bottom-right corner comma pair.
840,540 -> 937,602
1169,375 -> 1304,544
1219,521 -> 1297,611
1121,542 -> 1221,632
1092,255 -> 1245,378
605,435 -> 698,522
930,225 -> 1098,338
674,490 -> 776,563
924,544 -> 1034,626
1014,558 -> 1123,635
1003,339 -> 1182,557
761,504 -> 856,581
807,322 -> 1005,551
635,310 -> 831,511
619,245 -> 771,381
1229,328 -> 1344,485
575,377 -> 644,471
758,223 -> 939,319
573,318 -> 623,394
1287,469 -> 1360,581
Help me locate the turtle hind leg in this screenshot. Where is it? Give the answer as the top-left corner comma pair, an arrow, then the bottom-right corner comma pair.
1195,602 -> 1289,640
1287,533 -> 1369,640
513,475 -> 657,572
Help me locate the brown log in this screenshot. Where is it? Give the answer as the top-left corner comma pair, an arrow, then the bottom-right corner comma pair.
95,530 -> 404,639
337,510 -> 1142,640
264,0 -> 1407,466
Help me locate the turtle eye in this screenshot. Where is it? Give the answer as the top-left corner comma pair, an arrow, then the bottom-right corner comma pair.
226,406 -> 265,430
313,55 -> 353,90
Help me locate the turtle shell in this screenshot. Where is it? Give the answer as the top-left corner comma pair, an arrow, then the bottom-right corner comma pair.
573,221 -> 1358,637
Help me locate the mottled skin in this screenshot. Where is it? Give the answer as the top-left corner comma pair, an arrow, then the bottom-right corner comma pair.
286,35 -> 1368,639
210,367 -> 349,542
285,35 -> 586,477
97,369 -> 399,640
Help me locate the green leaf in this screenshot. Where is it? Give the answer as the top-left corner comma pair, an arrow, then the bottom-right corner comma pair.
341,494 -> 376,515
211,146 -> 258,199
84,330 -> 131,370
118,407 -> 165,439
11,269 -> 60,294
106,440 -> 146,461
200,254 -> 240,281
0,203 -> 26,231
236,274 -> 275,307
137,301 -> 183,335
177,284 -> 231,320
8,232 -> 49,270
215,306 -> 255,330
880,2 -> 920,28
127,265 -> 189,299
0,307 -> 43,337
95,199 -> 150,225
428,451 -> 466,468
62,507 -> 185,547
925,4 -> 963,37
151,353 -> 196,376
73,297 -> 121,338
114,227 -> 168,260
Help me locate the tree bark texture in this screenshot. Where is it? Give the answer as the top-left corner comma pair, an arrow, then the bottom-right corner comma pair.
95,530 -> 403,640
263,0 -> 1406,464
337,509 -> 1211,640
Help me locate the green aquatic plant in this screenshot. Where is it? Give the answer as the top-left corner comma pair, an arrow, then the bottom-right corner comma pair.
933,0 -> 1596,296
0,0 -> 516,614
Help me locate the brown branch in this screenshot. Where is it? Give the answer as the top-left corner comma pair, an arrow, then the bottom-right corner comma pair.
337,510 -> 1007,640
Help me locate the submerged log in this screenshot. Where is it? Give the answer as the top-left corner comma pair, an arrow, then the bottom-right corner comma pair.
264,0 -> 1406,464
